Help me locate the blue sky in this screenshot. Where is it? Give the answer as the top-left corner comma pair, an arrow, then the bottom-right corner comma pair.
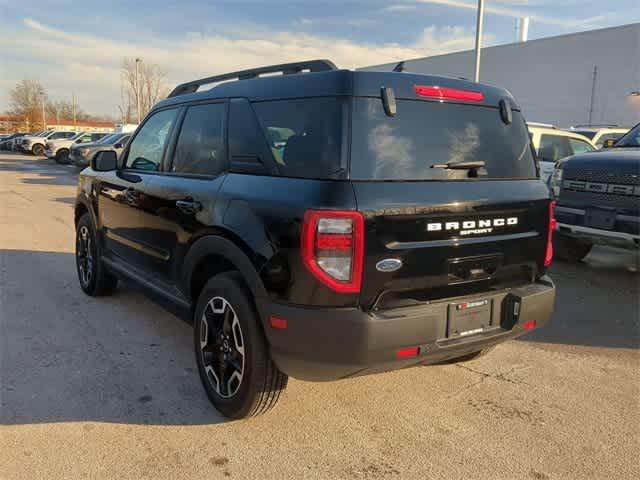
1,0 -> 638,116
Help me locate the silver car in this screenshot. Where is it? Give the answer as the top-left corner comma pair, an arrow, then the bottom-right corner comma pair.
45,131 -> 110,163
69,133 -> 131,167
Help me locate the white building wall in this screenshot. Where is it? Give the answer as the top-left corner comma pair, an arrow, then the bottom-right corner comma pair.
362,24 -> 640,128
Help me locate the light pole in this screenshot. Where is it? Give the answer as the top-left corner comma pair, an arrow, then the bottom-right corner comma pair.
41,93 -> 46,130
135,58 -> 141,124
473,0 -> 485,82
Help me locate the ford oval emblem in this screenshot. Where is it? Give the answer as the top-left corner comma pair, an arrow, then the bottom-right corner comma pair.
376,258 -> 403,273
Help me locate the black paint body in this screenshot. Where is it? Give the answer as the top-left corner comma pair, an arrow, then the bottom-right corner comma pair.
75,68 -> 555,380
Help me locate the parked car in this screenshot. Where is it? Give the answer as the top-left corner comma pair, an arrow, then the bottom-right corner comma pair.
550,122 -> 640,261
9,130 -> 49,151
0,132 -> 29,151
69,133 -> 130,167
45,131 -> 110,163
567,125 -> 629,149
19,130 -> 77,155
528,123 -> 596,182
75,60 -> 556,419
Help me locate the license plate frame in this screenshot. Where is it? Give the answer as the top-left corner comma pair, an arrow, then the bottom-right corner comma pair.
448,299 -> 492,338
585,208 -> 615,230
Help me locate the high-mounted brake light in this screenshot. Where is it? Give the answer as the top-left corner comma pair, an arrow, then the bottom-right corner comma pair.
544,201 -> 557,267
301,210 -> 364,294
414,85 -> 484,103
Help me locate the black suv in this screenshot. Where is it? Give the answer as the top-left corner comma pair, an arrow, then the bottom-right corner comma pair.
550,122 -> 640,261
74,60 -> 556,419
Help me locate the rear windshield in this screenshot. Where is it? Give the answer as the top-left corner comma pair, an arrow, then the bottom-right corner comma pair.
350,98 -> 536,181
572,130 -> 596,139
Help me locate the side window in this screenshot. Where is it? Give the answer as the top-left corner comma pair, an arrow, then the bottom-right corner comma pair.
91,133 -> 104,142
538,134 -> 570,162
172,103 -> 226,175
125,109 -> 178,171
80,134 -> 93,143
568,138 -> 594,155
252,98 -> 345,178
228,98 -> 273,171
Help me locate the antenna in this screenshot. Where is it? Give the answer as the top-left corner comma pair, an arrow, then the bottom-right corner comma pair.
392,61 -> 405,73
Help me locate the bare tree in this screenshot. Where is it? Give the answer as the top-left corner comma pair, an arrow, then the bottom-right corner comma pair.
8,79 -> 47,130
46,99 -> 89,123
119,57 -> 170,123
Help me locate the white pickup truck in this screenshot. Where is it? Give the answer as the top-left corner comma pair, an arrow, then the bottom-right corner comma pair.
19,130 -> 76,156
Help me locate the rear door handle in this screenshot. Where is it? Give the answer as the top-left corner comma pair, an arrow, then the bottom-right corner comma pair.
176,199 -> 202,214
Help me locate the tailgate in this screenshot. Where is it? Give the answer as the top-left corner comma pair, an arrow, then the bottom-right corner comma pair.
352,180 -> 551,309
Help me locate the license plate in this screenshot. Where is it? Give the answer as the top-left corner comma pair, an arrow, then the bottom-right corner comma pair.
585,208 -> 615,230
448,299 -> 492,338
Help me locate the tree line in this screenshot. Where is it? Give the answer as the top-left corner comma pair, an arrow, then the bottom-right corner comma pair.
6,57 -> 170,131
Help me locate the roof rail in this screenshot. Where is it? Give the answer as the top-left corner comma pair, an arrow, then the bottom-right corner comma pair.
167,59 -> 338,98
571,124 -> 619,128
527,122 -> 556,129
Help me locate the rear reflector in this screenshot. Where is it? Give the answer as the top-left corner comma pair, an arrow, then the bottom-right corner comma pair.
270,316 -> 288,330
396,346 -> 420,359
522,320 -> 536,331
544,201 -> 557,267
414,85 -> 484,103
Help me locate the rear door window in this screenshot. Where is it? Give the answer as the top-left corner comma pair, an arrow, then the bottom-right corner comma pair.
252,97 -> 347,179
351,98 -> 536,180
538,134 -> 570,163
171,102 -> 226,176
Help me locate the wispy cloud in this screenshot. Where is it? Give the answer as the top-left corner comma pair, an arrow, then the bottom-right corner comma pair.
382,5 -> 419,12
410,0 -> 608,27
1,18 -> 482,115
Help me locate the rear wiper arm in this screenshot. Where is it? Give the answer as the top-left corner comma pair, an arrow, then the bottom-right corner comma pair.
431,161 -> 486,170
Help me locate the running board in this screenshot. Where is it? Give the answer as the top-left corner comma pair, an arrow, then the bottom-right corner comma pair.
102,256 -> 192,311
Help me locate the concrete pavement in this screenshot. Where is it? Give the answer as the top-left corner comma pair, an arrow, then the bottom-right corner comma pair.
1,153 -> 638,479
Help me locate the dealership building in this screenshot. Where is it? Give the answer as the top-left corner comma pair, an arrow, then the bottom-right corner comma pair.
363,23 -> 640,128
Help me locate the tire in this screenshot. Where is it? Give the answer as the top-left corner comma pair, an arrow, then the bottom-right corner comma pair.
75,213 -> 118,296
55,149 -> 69,164
32,144 -> 44,156
554,235 -> 593,263
194,272 -> 288,419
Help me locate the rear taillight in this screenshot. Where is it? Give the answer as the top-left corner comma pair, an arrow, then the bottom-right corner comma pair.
301,210 -> 364,294
414,85 -> 484,103
544,201 -> 557,267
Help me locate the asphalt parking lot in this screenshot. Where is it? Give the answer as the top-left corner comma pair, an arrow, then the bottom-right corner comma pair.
1,152 -> 638,480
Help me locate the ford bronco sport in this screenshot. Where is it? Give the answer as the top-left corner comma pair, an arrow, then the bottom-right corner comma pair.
74,60 -> 556,419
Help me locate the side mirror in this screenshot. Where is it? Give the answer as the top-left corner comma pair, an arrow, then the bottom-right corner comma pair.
91,150 -> 118,171
602,138 -> 616,148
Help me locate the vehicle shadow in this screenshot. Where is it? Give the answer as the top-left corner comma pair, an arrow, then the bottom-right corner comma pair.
520,246 -> 639,349
0,249 -> 226,426
0,157 -> 79,186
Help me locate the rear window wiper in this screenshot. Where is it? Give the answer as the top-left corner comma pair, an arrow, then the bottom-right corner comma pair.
431,161 -> 486,170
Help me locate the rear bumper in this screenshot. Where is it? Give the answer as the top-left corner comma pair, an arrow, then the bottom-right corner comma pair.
268,277 -> 555,381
